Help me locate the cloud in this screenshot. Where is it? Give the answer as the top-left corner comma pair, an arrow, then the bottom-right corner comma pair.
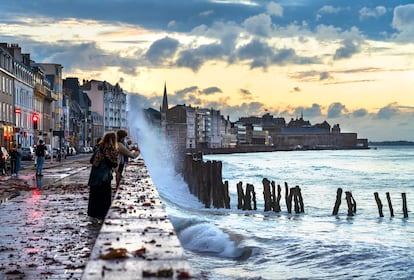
359,6 -> 387,20
39,41 -> 139,75
294,103 -> 322,119
316,5 -> 341,21
392,4 -> 414,42
352,108 -> 368,118
327,102 -> 347,118
239,88 -> 253,99
201,87 -> 222,95
145,37 -> 180,64
176,43 -> 226,71
375,103 -> 399,119
319,71 -> 332,80
243,13 -> 273,37
266,2 -> 283,17
333,38 -> 361,60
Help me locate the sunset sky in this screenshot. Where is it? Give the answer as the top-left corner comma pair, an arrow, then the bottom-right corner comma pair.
1,0 -> 413,141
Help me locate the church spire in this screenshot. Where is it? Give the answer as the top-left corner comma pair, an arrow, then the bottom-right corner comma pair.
161,82 -> 168,112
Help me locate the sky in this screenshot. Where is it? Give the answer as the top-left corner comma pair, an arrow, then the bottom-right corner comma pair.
0,0 -> 413,141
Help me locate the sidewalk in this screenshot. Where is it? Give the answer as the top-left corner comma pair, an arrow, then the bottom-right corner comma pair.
0,156 -> 101,279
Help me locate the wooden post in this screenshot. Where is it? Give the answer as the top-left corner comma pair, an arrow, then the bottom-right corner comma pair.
275,184 -> 282,212
271,181 -> 276,211
402,193 -> 408,218
262,178 -> 272,211
223,181 -> 230,209
201,161 -> 211,208
244,184 -> 252,210
251,185 -> 257,211
292,187 -> 299,213
374,192 -> 384,217
345,191 -> 356,216
271,181 -> 281,212
386,192 -> 394,217
296,185 -> 304,213
237,181 -> 244,210
332,188 -> 343,215
285,182 -> 292,213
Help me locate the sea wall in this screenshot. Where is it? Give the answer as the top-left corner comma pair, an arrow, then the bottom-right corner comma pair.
82,158 -> 193,279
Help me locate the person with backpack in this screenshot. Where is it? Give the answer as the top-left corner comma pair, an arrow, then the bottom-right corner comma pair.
35,140 -> 46,176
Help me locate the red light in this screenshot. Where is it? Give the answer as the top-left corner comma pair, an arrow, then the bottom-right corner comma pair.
32,115 -> 38,121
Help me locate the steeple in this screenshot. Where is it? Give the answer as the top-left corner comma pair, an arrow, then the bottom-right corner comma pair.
161,82 -> 168,112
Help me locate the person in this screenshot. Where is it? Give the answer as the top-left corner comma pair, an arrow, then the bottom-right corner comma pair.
115,129 -> 140,188
10,144 -> 21,176
87,131 -> 119,220
35,139 -> 46,176
16,144 -> 22,176
93,137 -> 102,153
0,148 -> 5,175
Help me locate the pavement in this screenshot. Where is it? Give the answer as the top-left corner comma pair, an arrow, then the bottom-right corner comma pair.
0,155 -> 105,279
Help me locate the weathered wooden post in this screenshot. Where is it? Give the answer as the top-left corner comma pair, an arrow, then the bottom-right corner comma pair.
244,183 -> 252,210
223,181 -> 230,209
296,185 -> 304,213
211,160 -> 222,208
374,192 -> 384,217
271,181 -> 281,212
201,161 -> 211,208
292,187 -> 299,213
276,184 -> 282,212
345,191 -> 356,216
271,181 -> 276,211
262,178 -> 272,211
332,188 -> 343,215
386,192 -> 394,217
251,185 -> 257,211
285,182 -> 292,213
402,193 -> 408,218
237,181 -> 244,210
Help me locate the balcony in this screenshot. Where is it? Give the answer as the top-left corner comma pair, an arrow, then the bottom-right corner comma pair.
34,83 -> 48,97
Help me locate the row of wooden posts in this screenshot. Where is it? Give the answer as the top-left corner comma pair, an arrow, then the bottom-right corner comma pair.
183,153 -> 410,217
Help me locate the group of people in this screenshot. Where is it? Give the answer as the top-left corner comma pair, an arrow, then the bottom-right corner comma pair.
0,140 -> 47,177
1,144 -> 23,176
87,129 -> 140,221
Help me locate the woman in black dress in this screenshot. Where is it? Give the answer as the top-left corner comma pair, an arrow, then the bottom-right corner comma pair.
87,131 -> 119,220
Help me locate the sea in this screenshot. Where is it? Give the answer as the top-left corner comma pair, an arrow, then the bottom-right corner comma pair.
129,115 -> 414,279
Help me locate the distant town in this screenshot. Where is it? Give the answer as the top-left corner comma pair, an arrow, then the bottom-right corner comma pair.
155,84 -> 368,155
1,42 -> 367,155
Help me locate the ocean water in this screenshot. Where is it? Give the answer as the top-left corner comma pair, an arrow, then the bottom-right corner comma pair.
147,146 -> 414,280
128,112 -> 414,279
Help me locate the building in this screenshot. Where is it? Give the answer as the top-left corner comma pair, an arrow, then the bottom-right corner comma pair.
82,79 -> 127,132
63,77 -> 91,148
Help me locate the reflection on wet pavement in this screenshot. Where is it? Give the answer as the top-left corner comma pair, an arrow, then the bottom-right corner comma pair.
0,158 -> 101,279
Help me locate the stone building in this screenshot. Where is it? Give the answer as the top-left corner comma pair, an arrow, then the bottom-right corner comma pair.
82,79 -> 127,132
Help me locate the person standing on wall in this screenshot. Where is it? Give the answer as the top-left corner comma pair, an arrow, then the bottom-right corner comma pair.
115,129 -> 140,188
35,139 -> 46,176
87,132 -> 119,221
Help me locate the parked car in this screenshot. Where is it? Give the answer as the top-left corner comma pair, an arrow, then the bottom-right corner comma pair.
21,147 -> 35,160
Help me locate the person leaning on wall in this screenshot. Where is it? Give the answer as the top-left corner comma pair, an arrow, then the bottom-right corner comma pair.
87,131 -> 119,221
115,129 -> 140,188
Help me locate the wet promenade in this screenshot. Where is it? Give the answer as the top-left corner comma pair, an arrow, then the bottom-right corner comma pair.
0,157 -> 193,279
0,157 -> 99,279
